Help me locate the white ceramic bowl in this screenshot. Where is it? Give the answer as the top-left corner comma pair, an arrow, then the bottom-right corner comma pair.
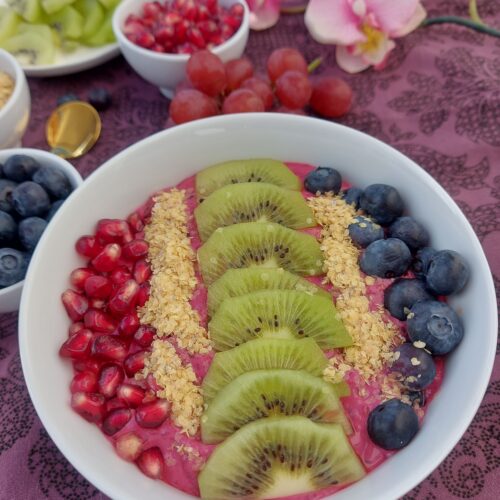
19,114 -> 497,500
0,148 -> 83,313
0,49 -> 30,149
112,0 -> 250,98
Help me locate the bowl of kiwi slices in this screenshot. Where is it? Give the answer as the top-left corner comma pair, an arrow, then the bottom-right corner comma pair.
19,113 -> 497,500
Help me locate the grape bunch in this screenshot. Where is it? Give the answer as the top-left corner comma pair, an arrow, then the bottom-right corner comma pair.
170,47 -> 354,125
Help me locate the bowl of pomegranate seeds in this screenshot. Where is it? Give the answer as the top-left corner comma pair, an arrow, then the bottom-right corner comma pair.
112,0 -> 249,97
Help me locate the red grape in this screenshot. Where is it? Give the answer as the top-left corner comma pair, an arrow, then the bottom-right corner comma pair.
240,77 -> 274,110
267,47 -> 308,83
310,77 -> 353,118
275,70 -> 312,109
225,57 -> 254,91
274,106 -> 307,115
170,89 -> 219,124
186,50 -> 227,96
222,89 -> 265,114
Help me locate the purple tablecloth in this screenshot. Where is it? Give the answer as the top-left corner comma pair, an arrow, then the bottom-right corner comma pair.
1,1 -> 499,498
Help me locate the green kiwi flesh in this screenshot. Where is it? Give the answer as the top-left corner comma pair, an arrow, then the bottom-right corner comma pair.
207,267 -> 330,316
1,29 -> 55,65
201,369 -> 352,443
209,290 -> 352,351
197,222 -> 324,285
196,159 -> 301,200
195,182 -> 316,242
198,416 -> 365,499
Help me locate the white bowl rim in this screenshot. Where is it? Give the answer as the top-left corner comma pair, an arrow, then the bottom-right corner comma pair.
0,48 -> 25,121
112,0 -> 249,63
18,113 -> 498,500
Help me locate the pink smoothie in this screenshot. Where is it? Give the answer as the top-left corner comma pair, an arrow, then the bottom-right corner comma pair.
107,162 -> 445,499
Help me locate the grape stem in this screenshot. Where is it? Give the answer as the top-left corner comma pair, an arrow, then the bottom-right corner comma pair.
307,57 -> 323,74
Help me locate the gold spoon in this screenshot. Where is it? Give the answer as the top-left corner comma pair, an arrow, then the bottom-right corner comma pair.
46,101 -> 102,159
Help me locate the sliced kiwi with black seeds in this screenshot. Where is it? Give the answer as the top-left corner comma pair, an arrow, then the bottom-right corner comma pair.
207,267 -> 330,316
198,416 -> 365,499
196,159 -> 301,200
201,369 -> 352,444
209,289 -> 351,351
197,222 -> 324,285
195,182 -> 316,242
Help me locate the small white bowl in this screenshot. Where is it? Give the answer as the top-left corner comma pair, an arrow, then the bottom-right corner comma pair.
0,49 -> 31,149
112,0 -> 250,98
0,148 -> 83,313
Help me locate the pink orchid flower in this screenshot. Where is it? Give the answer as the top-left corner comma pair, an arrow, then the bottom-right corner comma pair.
246,0 -> 282,30
305,0 -> 427,73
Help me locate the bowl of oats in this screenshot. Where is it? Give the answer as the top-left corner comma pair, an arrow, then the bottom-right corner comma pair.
0,49 -> 30,149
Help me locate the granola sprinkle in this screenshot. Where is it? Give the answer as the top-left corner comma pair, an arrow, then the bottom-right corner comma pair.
0,71 -> 15,110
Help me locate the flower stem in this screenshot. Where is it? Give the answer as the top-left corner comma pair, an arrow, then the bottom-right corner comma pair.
307,57 -> 323,74
422,16 -> 500,37
468,0 -> 484,25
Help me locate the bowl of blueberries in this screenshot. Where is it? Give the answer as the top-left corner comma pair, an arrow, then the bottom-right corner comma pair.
0,149 -> 83,312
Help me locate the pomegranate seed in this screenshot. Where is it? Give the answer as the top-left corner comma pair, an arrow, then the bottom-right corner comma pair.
92,335 -> 128,362
106,397 -> 128,413
174,20 -> 189,44
205,0 -> 217,15
146,374 -> 161,392
136,30 -> 156,48
92,243 -> 122,272
119,312 -> 140,337
124,350 -> 148,377
108,280 -> 140,316
143,1 -> 162,18
71,392 -> 105,423
70,371 -> 97,393
137,283 -> 150,307
110,267 -> 132,286
127,212 -> 144,233
197,4 -> 210,20
70,268 -> 95,290
133,260 -> 151,284
222,13 -> 241,30
89,298 -> 106,309
183,0 -> 198,21
84,275 -> 112,299
154,25 -> 175,48
164,11 -> 182,25
137,197 -> 154,221
187,27 -> 206,48
198,20 -> 219,39
220,23 -> 235,41
102,407 -> 132,436
115,432 -> 144,461
123,239 -> 149,261
229,3 -> 244,18
75,235 -> 102,258
135,399 -> 170,428
61,289 -> 89,321
73,358 -> 103,374
68,322 -> 84,336
117,383 -> 146,407
136,447 -> 165,479
134,325 -> 156,347
84,310 -> 116,333
98,364 -> 125,398
59,329 -> 93,359
142,388 -> 158,403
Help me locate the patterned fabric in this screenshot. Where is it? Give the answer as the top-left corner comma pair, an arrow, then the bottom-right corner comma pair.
0,0 -> 499,498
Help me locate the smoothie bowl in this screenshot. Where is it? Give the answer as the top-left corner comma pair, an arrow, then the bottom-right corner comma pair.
19,114 -> 497,500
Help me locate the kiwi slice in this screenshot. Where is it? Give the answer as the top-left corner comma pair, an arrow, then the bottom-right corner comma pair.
195,182 -> 316,242
202,369 -> 352,444
6,0 -> 42,23
209,290 -> 351,351
207,267 -> 330,316
2,29 -> 55,65
74,0 -> 104,40
196,159 -> 301,200
198,222 -> 324,285
0,7 -> 22,45
198,416 -> 365,499
45,6 -> 84,40
41,0 -> 75,15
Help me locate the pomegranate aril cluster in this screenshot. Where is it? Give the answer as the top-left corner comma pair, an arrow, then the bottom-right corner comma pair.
59,203 -> 170,479
170,47 -> 354,124
123,0 -> 244,54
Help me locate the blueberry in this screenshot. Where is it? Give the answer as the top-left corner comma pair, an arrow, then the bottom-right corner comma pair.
304,167 -> 342,194
425,250 -> 469,296
348,216 -> 384,248
0,210 -> 17,245
32,166 -> 72,199
57,93 -> 79,107
359,238 -> 411,278
359,184 -> 404,226
384,278 -> 434,320
0,179 -> 17,213
11,181 -> 51,218
390,343 -> 436,390
388,216 -> 429,251
407,300 -> 464,355
0,248 -> 28,288
46,199 -> 65,221
412,247 -> 437,278
367,399 -> 419,450
3,155 -> 40,182
88,88 -> 112,111
18,217 -> 47,251
341,187 -> 363,209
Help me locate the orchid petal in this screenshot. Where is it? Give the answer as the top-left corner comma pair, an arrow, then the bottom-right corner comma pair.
366,0 -> 423,36
361,37 -> 395,65
247,0 -> 281,31
336,45 -> 372,73
392,2 -> 427,37
305,0 -> 366,45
